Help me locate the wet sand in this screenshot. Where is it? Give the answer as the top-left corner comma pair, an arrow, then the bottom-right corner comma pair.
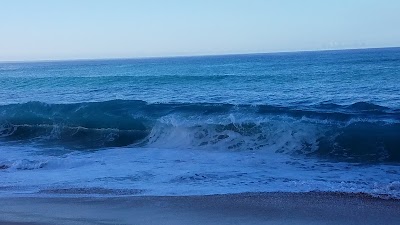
0,192 -> 399,225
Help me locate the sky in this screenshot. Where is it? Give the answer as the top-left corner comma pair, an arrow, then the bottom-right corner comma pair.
0,0 -> 400,61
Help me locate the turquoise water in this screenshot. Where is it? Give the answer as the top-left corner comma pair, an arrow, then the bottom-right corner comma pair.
0,48 -> 399,197
1,48 -> 399,106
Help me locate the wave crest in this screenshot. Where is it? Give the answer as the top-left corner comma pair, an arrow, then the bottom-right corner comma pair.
0,100 -> 399,162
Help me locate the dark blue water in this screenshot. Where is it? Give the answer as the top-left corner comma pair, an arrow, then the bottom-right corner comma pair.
0,48 -> 399,197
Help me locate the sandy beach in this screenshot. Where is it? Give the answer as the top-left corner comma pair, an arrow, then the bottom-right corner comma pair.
0,192 -> 399,225
1,0 -> 400,224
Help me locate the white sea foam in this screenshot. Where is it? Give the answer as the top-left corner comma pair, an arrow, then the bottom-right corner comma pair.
1,144 -> 399,198
141,113 -> 324,154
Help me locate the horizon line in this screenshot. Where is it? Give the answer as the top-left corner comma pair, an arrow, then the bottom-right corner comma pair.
1,46 -> 399,64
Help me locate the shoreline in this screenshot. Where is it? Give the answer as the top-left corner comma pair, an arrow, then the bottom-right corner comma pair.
1,192 -> 399,225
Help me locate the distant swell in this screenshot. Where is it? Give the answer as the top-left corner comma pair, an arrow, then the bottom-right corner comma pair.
0,100 -> 399,162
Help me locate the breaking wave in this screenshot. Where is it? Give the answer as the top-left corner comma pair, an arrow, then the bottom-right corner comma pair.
0,100 -> 399,162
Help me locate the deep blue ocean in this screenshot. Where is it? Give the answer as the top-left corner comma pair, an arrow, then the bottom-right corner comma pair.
0,48 -> 399,198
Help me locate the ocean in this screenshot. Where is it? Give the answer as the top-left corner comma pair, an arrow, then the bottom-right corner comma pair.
0,48 -> 399,198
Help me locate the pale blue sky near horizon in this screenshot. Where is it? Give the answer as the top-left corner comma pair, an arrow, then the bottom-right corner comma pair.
1,0 -> 400,61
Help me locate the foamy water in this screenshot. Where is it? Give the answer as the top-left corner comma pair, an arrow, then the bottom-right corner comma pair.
0,48 -> 399,198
